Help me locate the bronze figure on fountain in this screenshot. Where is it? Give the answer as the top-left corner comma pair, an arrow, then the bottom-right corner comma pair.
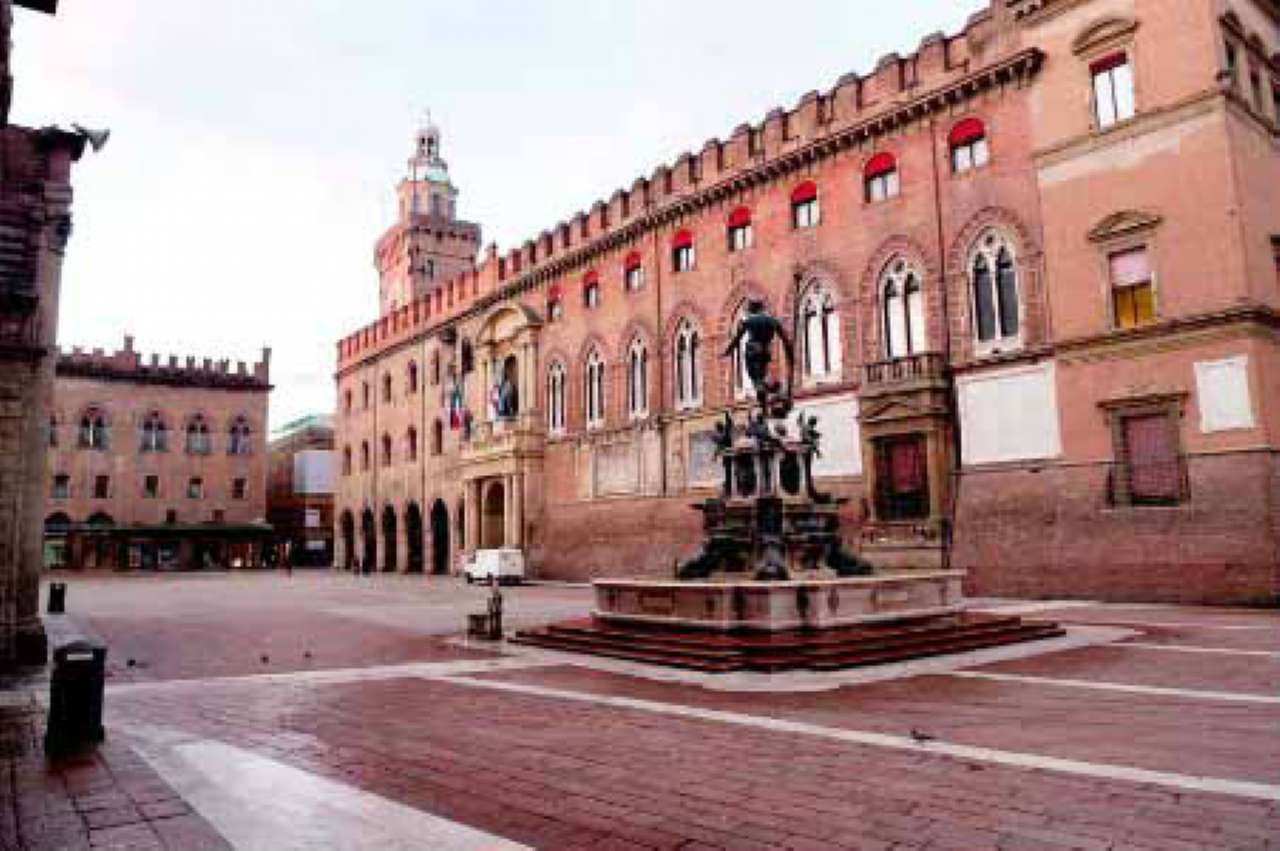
677,297 -> 872,582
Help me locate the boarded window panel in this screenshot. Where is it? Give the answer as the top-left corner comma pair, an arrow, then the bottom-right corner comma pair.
1110,248 -> 1151,285
1195,355 -> 1255,432
1123,414 -> 1179,503
957,363 -> 1062,465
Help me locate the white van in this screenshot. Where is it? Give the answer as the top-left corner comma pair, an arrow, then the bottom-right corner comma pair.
463,548 -> 525,585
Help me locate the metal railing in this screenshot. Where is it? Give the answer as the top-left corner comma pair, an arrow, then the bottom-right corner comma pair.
863,352 -> 948,386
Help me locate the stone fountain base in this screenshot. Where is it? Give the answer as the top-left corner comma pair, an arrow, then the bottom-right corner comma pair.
592,571 -> 965,633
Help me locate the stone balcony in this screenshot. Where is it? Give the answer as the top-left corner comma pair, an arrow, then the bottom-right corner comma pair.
461,415 -> 545,464
861,352 -> 949,397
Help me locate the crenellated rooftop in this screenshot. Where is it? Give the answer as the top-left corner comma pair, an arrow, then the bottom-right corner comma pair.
57,334 -> 272,389
337,0 -> 1042,374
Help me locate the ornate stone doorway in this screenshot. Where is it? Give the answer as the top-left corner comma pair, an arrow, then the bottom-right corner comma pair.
482,481 -> 505,549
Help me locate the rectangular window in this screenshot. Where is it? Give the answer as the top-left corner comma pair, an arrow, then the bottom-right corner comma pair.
792,198 -> 819,228
1249,68 -> 1263,112
52,475 -> 70,499
1110,247 -> 1155,329
728,224 -> 752,252
1092,54 -> 1135,128
93,475 -> 110,500
952,138 -> 989,173
873,435 -> 930,521
231,478 -> 247,500
212,509 -> 225,524
584,284 -> 600,308
143,475 -> 159,498
1272,236 -> 1280,287
1272,82 -> 1280,127
673,245 -> 695,272
624,266 -> 644,292
1224,41 -> 1239,89
1119,413 -> 1184,505
865,172 -> 900,203
188,477 -> 204,499
165,509 -> 177,525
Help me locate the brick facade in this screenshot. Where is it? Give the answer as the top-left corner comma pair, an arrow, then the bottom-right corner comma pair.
44,337 -> 272,570
335,0 -> 1280,604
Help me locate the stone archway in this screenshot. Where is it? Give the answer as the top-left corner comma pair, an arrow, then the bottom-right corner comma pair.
430,499 -> 450,575
405,503 -> 424,574
482,481 -> 505,550
360,509 -> 376,572
381,506 -> 398,572
340,510 -> 355,570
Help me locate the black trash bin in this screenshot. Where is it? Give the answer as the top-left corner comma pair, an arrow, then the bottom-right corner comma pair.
44,641 -> 106,755
47,582 -> 66,614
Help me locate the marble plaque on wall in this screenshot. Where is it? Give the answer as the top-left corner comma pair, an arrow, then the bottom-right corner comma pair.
595,440 -> 639,496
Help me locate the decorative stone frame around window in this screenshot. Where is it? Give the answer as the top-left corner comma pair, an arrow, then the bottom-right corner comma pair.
1087,210 -> 1163,333
1072,17 -> 1140,133
1099,392 -> 1189,508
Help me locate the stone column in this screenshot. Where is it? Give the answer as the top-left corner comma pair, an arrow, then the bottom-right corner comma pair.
512,473 -> 524,550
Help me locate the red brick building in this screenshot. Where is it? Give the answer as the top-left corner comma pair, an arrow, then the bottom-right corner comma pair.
44,336 -> 272,571
335,0 -> 1280,604
0,0 -> 87,665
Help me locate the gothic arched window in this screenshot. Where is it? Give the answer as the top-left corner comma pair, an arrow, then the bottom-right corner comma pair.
547,362 -> 567,434
674,320 -> 702,410
381,433 -> 392,467
881,259 -> 927,359
228,416 -> 252,456
79,407 -> 108,450
185,415 -> 211,455
360,441 -> 370,471
800,284 -> 842,381
627,339 -> 649,419
407,361 -> 419,394
731,304 -> 756,400
140,411 -> 168,453
970,231 -> 1021,348
584,350 -> 606,429
406,426 -> 418,462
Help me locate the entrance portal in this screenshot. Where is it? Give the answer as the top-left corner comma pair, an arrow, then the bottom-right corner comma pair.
340,511 -> 355,570
430,500 -> 450,575
482,481 -> 505,549
360,509 -> 376,571
405,503 -> 424,573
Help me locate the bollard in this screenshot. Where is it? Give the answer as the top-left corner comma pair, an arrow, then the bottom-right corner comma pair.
44,641 -> 106,755
47,583 -> 66,614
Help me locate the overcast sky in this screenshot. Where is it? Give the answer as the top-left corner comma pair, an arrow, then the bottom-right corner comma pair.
16,0 -> 976,429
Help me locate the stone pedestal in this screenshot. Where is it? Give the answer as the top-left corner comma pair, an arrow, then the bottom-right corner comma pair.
594,571 -> 965,633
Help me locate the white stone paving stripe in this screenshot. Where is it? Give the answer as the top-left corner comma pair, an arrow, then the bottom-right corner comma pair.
130,726 -> 529,851
437,675 -> 1280,803
1121,642 -> 1280,659
103,657 -> 555,696
948,670 -> 1280,704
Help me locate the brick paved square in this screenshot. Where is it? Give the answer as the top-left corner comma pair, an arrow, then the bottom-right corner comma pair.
13,574 -> 1275,850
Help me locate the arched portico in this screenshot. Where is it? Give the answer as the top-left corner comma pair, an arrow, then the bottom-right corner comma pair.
381,506 -> 398,572
339,510 -> 355,570
360,509 -> 376,572
482,481 -> 506,550
430,499 -> 451,575
405,502 -> 424,573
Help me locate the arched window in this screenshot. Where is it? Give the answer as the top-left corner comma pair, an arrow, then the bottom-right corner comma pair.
47,413 -> 58,448
584,349 -> 606,429
970,231 -> 1021,347
407,361 -> 419,394
865,153 -> 900,202
727,206 -> 753,252
623,252 -> 644,291
362,381 -> 370,409
431,350 -> 441,385
800,284 -> 842,380
344,389 -> 353,413
949,118 -> 989,173
381,433 -> 392,467
432,418 -> 443,456
185,415 -> 211,455
547,362 -> 567,433
227,416 -> 252,456
79,407 -> 108,450
342,446 -> 352,476
671,229 -> 695,272
627,339 -> 649,419
583,271 -> 601,309
791,181 -> 819,229
140,411 -> 168,453
731,303 -> 755,400
406,426 -> 418,462
674,320 -> 702,410
360,441 -> 370,471
881,259 -> 927,359
381,374 -> 392,403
